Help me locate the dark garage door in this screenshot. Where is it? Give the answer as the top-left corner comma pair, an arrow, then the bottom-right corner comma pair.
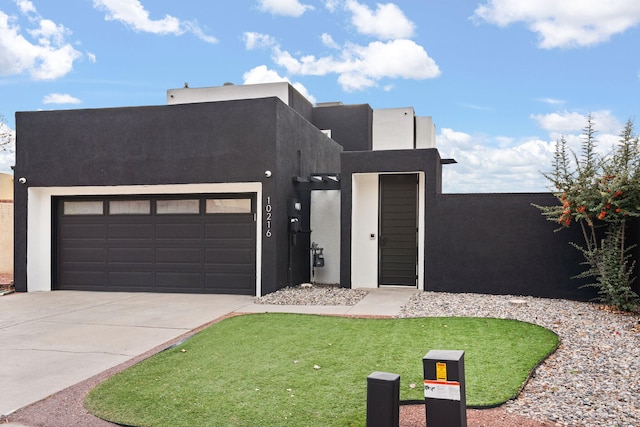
55,195 -> 256,295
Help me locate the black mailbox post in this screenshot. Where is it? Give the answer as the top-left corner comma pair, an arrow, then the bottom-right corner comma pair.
423,350 -> 467,427
366,371 -> 400,427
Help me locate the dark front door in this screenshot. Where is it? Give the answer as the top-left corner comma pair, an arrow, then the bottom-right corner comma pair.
379,174 -> 418,286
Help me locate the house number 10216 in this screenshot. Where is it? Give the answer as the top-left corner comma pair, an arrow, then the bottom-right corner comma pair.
265,196 -> 272,238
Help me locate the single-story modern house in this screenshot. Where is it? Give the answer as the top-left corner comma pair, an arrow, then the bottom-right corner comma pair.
14,82 -> 605,300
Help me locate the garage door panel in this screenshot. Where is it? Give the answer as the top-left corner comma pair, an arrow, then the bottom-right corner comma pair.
108,248 -> 154,263
155,223 -> 202,239
156,248 -> 202,264
155,272 -> 202,289
56,195 -> 256,295
61,262 -> 107,273
205,248 -> 254,264
108,271 -> 154,287
61,247 -> 105,262
108,224 -> 154,239
205,222 -> 253,239
204,239 -> 254,250
62,240 -> 107,249
204,273 -> 253,294
61,271 -> 106,286
61,224 -> 106,239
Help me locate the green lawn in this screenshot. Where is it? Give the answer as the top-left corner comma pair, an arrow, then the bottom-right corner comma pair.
85,313 -> 558,427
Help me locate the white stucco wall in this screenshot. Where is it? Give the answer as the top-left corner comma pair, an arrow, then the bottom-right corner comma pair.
310,190 -> 340,284
416,116 -> 436,148
372,108 -> 416,151
167,82 -> 291,106
351,174 -> 380,287
26,183 -> 262,293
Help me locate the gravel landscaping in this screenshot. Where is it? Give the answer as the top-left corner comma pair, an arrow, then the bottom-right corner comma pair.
255,284 -> 369,305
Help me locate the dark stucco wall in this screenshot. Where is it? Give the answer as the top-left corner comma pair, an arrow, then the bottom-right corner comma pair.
340,148 -> 443,289
14,97 -> 342,294
428,192 -> 598,300
15,98 -> 281,187
287,88 -> 314,122
269,102 -> 343,292
312,104 -> 373,152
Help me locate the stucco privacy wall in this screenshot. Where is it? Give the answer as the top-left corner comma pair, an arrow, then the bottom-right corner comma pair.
428,193 -> 600,300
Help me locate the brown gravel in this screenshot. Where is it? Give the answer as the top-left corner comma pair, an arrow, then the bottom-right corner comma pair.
2,311 -> 557,427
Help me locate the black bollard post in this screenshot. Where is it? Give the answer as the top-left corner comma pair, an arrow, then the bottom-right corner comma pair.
366,371 -> 400,427
423,350 -> 467,427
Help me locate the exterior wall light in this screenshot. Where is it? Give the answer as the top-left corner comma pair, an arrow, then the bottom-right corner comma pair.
18,177 -> 27,184
264,170 -> 272,178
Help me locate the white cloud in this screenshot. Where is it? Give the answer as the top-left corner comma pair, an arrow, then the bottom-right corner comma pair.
531,110 -> 622,134
324,0 -> 341,13
474,0 -> 640,48
15,0 -> 35,14
246,2 -> 437,92
531,111 -> 589,133
92,0 -> 217,43
257,0 -> 314,17
320,33 -> 339,49
242,65 -> 316,104
43,93 -> 82,105
345,0 -> 416,39
538,97 -> 565,105
0,6 -> 81,80
461,102 -> 492,112
243,32 -> 277,50
274,39 -> 440,91
439,128 -> 558,192
183,21 -> 218,44
439,110 -> 630,193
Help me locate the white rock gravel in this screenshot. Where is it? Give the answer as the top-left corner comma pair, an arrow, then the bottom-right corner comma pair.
257,286 -> 640,427
255,285 -> 369,306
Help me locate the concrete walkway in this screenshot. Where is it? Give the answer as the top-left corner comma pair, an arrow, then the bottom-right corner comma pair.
0,287 -> 417,418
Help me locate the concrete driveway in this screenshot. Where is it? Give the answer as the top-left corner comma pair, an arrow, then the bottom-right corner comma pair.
0,291 -> 254,416
0,287 -> 417,419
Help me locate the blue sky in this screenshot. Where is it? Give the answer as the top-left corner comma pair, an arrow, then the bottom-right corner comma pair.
0,0 -> 639,192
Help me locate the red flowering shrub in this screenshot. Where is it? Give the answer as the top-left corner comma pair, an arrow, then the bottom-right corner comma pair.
535,117 -> 640,311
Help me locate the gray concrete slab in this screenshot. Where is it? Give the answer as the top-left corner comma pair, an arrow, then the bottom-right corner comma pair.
0,291 -> 254,416
346,287 -> 418,316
